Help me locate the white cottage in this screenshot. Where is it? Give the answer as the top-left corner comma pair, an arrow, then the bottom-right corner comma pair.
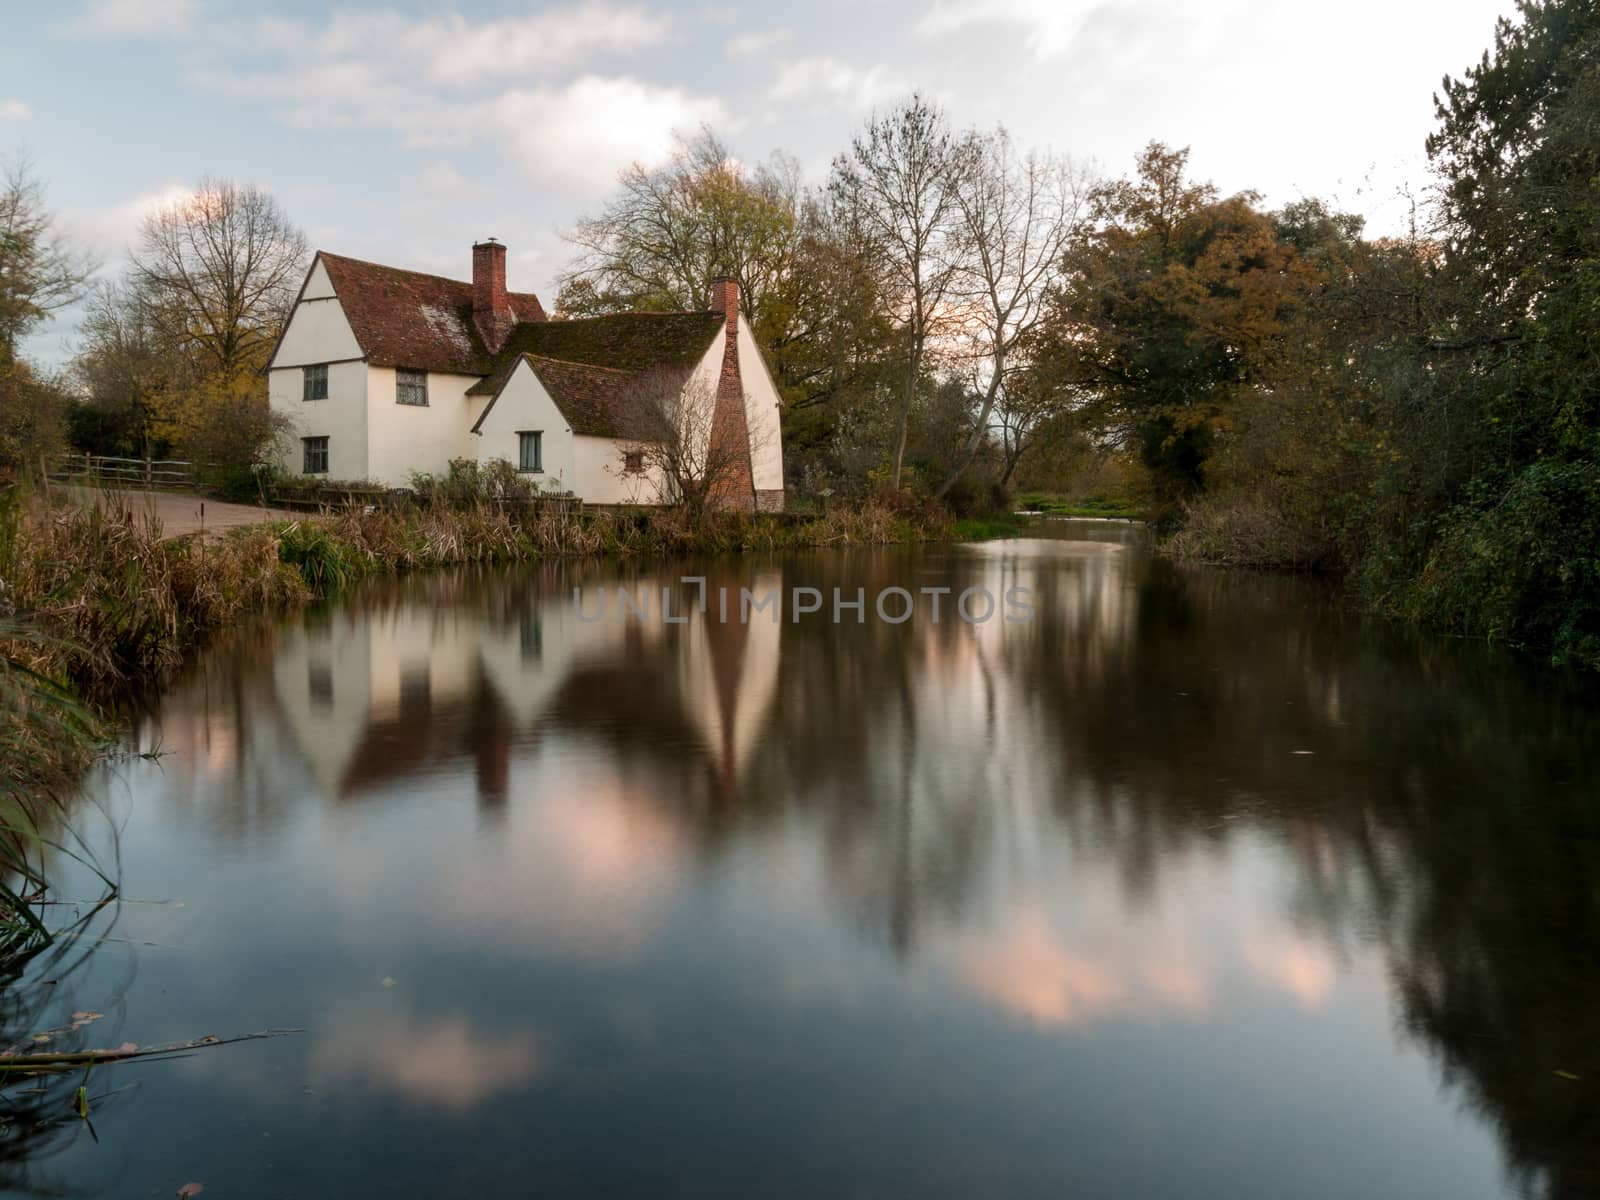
265,241 -> 784,509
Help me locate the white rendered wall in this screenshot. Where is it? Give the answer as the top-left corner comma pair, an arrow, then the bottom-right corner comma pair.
269,359 -> 370,481
736,321 -> 785,493
365,367 -> 484,488
268,262 -> 370,480
472,360 -> 577,492
572,435 -> 667,505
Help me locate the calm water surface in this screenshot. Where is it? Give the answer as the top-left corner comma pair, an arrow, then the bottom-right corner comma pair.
21,521 -> 1600,1198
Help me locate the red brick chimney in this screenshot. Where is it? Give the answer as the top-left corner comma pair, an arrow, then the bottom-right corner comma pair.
472,238 -> 514,351
707,275 -> 754,511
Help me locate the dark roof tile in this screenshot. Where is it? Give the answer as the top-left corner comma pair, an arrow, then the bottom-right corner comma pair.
316,252 -> 546,374
471,354 -> 676,440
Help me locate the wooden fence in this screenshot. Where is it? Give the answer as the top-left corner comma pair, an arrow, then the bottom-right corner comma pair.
50,453 -> 198,490
46,455 -> 586,517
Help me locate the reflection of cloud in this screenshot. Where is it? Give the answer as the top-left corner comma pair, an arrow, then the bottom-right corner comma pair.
1142,958 -> 1210,1017
314,1011 -> 540,1110
1244,935 -> 1337,1012
327,766 -> 685,963
951,906 -> 1121,1027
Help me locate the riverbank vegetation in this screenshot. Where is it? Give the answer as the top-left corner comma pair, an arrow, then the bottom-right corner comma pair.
4,2 -> 1597,667
0,478 -> 948,697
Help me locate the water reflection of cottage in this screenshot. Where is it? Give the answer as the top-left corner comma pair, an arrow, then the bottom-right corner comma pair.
272,573 -> 782,806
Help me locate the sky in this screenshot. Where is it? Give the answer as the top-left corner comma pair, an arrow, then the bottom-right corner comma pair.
6,0 -> 1518,364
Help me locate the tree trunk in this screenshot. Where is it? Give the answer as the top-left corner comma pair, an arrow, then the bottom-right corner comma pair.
934,372 -> 1003,500
890,354 -> 915,491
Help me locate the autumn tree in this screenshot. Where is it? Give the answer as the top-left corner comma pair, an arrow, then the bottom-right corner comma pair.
75,179 -> 306,477
1040,142 -> 1315,514
130,178 -> 306,379
560,128 -> 800,322
0,158 -> 92,365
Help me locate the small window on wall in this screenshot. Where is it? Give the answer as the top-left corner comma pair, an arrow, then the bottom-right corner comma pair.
518,430 -> 542,473
303,363 -> 329,401
396,368 -> 428,406
302,436 -> 329,474
623,449 -> 645,475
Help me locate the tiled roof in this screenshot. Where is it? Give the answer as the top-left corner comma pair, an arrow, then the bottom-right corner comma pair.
496,311 -> 724,373
471,354 -> 675,440
317,252 -> 548,374
466,311 -> 725,440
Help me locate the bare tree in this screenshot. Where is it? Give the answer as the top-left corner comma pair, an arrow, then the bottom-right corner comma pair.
0,157 -> 93,363
73,281 -> 173,455
935,133 -> 1091,497
130,178 -> 307,376
608,369 -> 769,519
560,128 -> 801,322
829,95 -> 966,491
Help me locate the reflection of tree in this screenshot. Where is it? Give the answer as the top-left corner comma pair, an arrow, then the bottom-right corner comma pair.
137,526 -> 1600,1197
0,896 -> 127,1197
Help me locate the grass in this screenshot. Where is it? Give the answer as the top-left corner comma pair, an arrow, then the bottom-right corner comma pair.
0,486 -> 953,699
1015,491 -> 1144,519
0,617 -> 113,966
953,513 -> 1032,541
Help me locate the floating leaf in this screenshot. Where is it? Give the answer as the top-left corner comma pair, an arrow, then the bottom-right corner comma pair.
1292,750 -> 1316,756
199,1035 -> 219,1044
70,1012 -> 101,1023
74,1086 -> 89,1118
31,1034 -> 51,1043
381,977 -> 397,989
176,1184 -> 205,1199
1555,1069 -> 1581,1081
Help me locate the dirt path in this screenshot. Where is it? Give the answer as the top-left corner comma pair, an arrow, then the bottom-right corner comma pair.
64,487 -> 293,538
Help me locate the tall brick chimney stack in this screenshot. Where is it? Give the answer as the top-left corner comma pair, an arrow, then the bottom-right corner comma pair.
472,238 -> 514,351
707,275 -> 755,512
712,275 -> 739,334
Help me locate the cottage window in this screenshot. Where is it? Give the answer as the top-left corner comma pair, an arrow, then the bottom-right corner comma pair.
518,430 -> 542,473
623,449 -> 645,475
520,613 -> 543,662
303,363 -> 329,401
302,436 -> 329,474
308,663 -> 333,706
396,368 -> 428,406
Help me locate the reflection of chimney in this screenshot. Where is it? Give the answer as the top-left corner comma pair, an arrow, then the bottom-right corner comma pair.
472,238 -> 514,352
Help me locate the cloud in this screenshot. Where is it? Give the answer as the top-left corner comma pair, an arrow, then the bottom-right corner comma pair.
489,76 -> 732,188
916,0 -> 1102,58
68,0 -> 194,37
301,3 -> 671,87
769,57 -> 908,111
199,5 -> 721,191
0,100 -> 30,122
60,182 -> 195,259
726,27 -> 791,57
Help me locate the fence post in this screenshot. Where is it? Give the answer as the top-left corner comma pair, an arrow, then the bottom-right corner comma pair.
144,451 -> 153,490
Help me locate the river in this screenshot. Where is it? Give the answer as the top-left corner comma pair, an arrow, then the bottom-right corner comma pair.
20,520 -> 1600,1198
